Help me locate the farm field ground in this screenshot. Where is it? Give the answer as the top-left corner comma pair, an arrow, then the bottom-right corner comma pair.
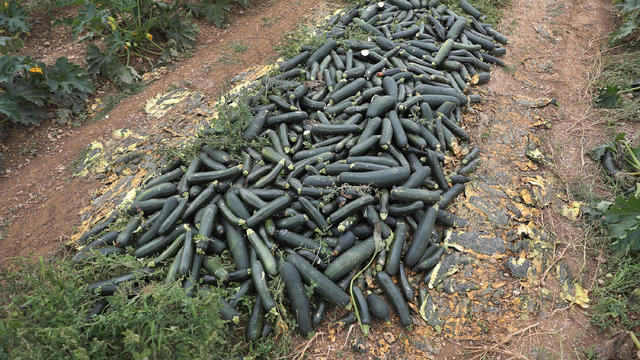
1,0 -> 638,359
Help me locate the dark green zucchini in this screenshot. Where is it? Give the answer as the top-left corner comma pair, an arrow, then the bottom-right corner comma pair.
251,258 -> 276,313
275,229 -> 323,252
224,221 -> 249,270
376,271 -> 411,327
398,263 -> 415,303
338,167 -> 411,187
115,217 -> 141,248
324,237 -> 375,280
367,293 -> 390,322
245,297 -> 265,341
246,229 -> 277,276
286,253 -> 350,306
135,182 -> 177,202
404,205 -> 438,267
385,221 -> 407,276
281,261 -> 313,336
390,187 -> 441,203
158,196 -> 188,234
187,165 -> 243,185
327,194 -> 375,224
246,195 -> 292,228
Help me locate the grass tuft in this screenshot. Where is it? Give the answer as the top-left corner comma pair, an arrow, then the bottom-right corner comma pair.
589,256 -> 640,332
593,45 -> 640,126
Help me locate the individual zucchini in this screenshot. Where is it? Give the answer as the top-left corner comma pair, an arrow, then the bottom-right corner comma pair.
376,271 -> 411,327
398,263 -> 415,303
352,285 -> 371,333
251,258 -> 276,313
158,196 -> 188,235
281,261 -> 313,336
404,205 -> 438,267
246,229 -> 277,276
135,182 -> 177,202
324,237 -> 375,280
224,221 -> 250,270
286,253 -> 350,307
115,217 -> 141,248
327,194 -> 375,224
338,167 -> 411,187
385,221 -> 407,276
245,297 -> 265,341
367,293 -> 390,322
390,187 -> 441,203
275,229 -> 323,252
246,195 -> 292,228
187,165 -> 243,185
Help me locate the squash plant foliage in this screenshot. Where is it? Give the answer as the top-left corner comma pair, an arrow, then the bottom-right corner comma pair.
611,0 -> 640,42
64,0 -> 199,85
0,56 -> 93,125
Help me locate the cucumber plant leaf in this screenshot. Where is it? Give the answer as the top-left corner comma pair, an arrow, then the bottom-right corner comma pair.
45,57 -> 94,95
200,0 -> 231,28
596,85 -> 621,108
0,2 -> 30,34
0,36 -> 23,54
604,194 -> 640,255
165,15 -> 199,49
0,93 -> 46,125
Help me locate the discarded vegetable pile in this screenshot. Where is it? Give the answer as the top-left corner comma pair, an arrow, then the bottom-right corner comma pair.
75,0 -> 507,339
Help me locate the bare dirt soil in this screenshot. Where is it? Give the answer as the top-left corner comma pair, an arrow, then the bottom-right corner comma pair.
0,0 -> 625,358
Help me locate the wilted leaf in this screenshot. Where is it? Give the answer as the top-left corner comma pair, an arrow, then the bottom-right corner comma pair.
588,142 -> 615,161
561,201 -> 583,220
115,66 -> 141,86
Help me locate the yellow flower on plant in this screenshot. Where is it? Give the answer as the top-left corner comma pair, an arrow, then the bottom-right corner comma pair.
4,2 -> 9,8
146,33 -> 153,41
29,66 -> 43,74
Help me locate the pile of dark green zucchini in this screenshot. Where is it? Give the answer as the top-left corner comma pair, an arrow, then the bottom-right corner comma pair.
75,0 -> 507,339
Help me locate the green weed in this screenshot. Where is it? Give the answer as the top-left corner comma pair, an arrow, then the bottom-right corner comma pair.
274,24 -> 327,59
0,255 -> 292,359
231,41 -> 249,53
589,256 -> 640,332
92,83 -> 146,122
0,216 -> 9,241
593,46 -> 640,125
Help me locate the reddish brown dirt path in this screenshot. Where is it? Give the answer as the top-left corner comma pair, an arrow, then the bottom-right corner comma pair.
0,0 -> 332,264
